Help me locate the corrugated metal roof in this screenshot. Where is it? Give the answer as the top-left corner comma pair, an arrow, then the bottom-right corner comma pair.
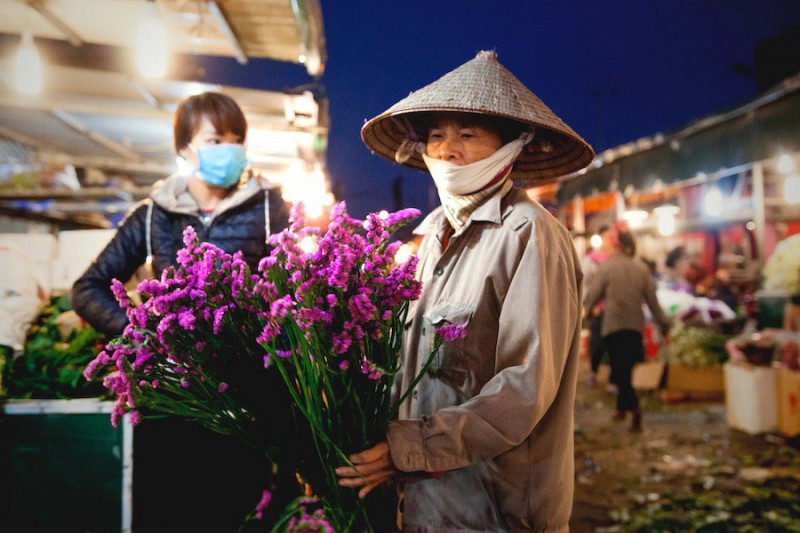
557,73 -> 800,202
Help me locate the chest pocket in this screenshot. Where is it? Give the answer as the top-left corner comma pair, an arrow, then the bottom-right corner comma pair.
423,302 -> 475,387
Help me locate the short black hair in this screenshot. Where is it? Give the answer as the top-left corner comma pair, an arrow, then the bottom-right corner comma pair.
666,246 -> 686,269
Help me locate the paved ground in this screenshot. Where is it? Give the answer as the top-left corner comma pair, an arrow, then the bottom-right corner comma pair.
569,358 -> 800,532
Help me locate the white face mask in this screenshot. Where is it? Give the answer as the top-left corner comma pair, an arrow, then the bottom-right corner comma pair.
422,134 -> 531,195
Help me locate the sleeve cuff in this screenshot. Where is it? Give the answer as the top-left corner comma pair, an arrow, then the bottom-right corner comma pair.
386,419 -> 427,472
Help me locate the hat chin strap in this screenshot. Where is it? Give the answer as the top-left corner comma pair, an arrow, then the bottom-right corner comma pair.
422,132 -> 533,195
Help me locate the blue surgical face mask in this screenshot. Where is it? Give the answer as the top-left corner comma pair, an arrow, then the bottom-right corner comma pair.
190,143 -> 248,188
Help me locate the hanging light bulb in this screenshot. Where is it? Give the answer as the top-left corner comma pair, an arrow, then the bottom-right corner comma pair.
785,175 -> 800,205
777,154 -> 796,174
14,31 -> 43,95
703,186 -> 723,217
136,1 -> 169,78
654,205 -> 680,236
590,234 -> 603,249
621,209 -> 649,229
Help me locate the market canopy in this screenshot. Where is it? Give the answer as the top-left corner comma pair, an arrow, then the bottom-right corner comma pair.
0,0 -> 326,76
0,0 -> 329,228
0,63 -> 326,183
557,73 -> 800,202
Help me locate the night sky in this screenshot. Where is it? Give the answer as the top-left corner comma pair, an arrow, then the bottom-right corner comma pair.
201,1 -> 800,219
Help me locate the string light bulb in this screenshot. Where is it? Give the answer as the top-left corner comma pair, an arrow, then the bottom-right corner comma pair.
654,205 -> 680,237
785,175 -> 800,205
590,234 -> 603,249
621,209 -> 649,229
703,186 -> 723,217
777,154 -> 796,174
14,31 -> 43,95
136,1 -> 169,78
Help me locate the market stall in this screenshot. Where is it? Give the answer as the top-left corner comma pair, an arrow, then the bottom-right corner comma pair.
558,71 -> 800,322
0,2 -> 328,531
557,70 -> 800,439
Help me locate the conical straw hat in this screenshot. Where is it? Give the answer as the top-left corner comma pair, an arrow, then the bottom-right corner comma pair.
361,50 -> 595,184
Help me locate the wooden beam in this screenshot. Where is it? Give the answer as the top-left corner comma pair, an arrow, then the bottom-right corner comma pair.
207,1 -> 248,64
49,109 -> 141,160
22,0 -> 84,47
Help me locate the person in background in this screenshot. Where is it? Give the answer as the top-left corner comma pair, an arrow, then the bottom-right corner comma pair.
0,242 -> 48,398
336,50 -> 594,532
72,92 -> 291,531
662,245 -> 693,293
585,221 -> 671,432
73,91 -> 288,335
582,225 -> 610,387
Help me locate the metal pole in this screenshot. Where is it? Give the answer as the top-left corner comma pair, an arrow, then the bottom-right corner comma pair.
574,195 -> 586,256
752,161 -> 767,264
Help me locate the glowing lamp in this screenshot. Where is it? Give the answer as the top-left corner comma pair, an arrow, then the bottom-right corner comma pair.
14,31 -> 43,95
136,1 -> 169,78
703,186 -> 723,217
784,175 -> 800,205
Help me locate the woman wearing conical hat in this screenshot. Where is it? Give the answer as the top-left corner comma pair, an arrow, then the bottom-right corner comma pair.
337,51 -> 594,532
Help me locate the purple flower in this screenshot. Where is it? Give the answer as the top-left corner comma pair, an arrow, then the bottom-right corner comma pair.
257,322 -> 281,344
360,357 -> 385,380
212,306 -> 229,334
253,489 -> 272,520
178,309 -> 196,330
348,293 -> 376,323
435,323 -> 468,342
218,383 -> 229,393
384,208 -> 421,228
182,226 -> 198,247
338,360 -> 350,371
332,331 -> 352,355
110,279 -> 130,308
132,346 -> 154,368
287,508 -> 334,533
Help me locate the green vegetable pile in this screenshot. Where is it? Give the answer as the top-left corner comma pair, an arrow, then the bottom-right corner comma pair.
660,327 -> 730,368
6,295 -> 107,399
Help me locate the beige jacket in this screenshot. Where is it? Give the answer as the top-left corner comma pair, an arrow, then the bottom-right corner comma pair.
387,186 -> 583,532
584,253 -> 671,338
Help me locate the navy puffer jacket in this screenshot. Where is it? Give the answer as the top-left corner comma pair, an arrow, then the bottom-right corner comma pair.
72,174 -> 289,336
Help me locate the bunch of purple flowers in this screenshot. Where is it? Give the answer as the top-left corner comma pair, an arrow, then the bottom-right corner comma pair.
84,202 -> 465,531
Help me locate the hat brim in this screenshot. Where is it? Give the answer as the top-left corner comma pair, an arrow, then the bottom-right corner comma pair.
362,107 -> 594,185
361,50 -> 595,185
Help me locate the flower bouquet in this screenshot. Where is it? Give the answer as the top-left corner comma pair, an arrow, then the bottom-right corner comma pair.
84,202 -> 462,531
762,233 -> 800,297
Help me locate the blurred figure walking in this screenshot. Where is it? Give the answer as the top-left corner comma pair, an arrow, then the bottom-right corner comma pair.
584,222 -> 671,431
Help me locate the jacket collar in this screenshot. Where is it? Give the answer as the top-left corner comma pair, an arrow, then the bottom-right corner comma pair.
150,173 -> 269,217
413,181 -> 516,236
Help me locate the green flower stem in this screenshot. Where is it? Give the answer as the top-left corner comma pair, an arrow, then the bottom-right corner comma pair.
391,337 -> 443,420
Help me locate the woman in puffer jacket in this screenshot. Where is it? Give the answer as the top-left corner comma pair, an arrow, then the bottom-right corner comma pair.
72,91 -> 291,532
72,91 -> 288,335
